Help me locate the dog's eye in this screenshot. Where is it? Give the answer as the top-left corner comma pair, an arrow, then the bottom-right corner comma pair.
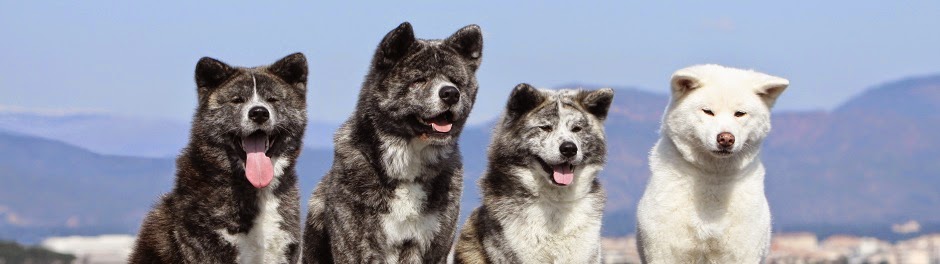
412,78 -> 427,87
539,125 -> 553,132
702,109 -> 714,116
231,97 -> 245,104
267,98 -> 279,103
734,111 -> 747,117
571,126 -> 582,133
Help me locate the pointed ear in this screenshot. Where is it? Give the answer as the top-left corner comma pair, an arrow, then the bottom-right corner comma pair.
444,24 -> 483,69
268,52 -> 308,87
195,57 -> 234,88
670,69 -> 702,100
506,83 -> 544,119
756,76 -> 789,108
195,56 -> 235,100
373,22 -> 416,71
579,88 -> 615,120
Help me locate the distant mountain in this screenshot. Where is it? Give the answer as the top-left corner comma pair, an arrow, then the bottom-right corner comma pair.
0,111 -> 341,158
0,112 -> 190,158
0,130 -> 173,243
2,74 -> 939,244
764,75 -> 940,226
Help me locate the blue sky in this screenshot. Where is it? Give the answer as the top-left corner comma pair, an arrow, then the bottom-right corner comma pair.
1,1 -> 938,124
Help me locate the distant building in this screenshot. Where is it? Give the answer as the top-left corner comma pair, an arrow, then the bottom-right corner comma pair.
768,232 -> 844,263
601,236 -> 641,264
895,234 -> 940,264
40,234 -> 135,264
892,220 -> 921,235
774,232 -> 819,252
30,232 -> 940,264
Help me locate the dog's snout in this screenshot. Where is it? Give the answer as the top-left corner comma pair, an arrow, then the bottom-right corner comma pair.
439,86 -> 460,105
560,142 -> 578,158
717,132 -> 735,148
249,106 -> 270,124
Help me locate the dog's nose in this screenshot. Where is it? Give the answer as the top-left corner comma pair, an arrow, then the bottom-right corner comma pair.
560,142 -> 578,158
717,132 -> 735,148
249,106 -> 270,124
439,86 -> 460,105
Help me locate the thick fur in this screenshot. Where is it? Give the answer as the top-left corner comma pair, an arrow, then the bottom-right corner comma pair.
130,53 -> 308,264
303,22 -> 483,263
455,84 -> 614,264
636,64 -> 789,264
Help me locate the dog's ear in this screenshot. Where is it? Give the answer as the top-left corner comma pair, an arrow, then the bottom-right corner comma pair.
579,88 -> 614,121
506,83 -> 544,119
670,69 -> 702,100
373,22 -> 416,71
195,56 -> 235,100
444,24 -> 483,70
756,76 -> 789,108
268,52 -> 308,89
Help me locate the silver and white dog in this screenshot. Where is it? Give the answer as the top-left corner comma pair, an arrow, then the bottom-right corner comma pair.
455,84 -> 614,264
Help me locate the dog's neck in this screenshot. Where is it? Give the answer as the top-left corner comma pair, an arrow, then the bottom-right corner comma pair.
378,135 -> 454,181
345,116 -> 456,182
489,168 -> 605,236
172,142 -> 298,236
177,140 -> 294,192
482,160 -> 604,205
658,136 -> 762,180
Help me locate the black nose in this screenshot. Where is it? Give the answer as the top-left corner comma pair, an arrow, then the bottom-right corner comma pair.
560,142 -> 578,158
717,132 -> 735,148
439,86 -> 460,105
249,106 -> 269,124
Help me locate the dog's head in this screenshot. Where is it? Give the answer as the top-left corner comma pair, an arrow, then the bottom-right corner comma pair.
191,53 -> 308,189
360,22 -> 483,146
495,84 -> 613,191
664,64 -> 788,161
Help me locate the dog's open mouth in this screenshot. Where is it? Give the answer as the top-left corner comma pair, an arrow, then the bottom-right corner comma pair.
418,111 -> 455,134
537,158 -> 575,186
239,131 -> 275,189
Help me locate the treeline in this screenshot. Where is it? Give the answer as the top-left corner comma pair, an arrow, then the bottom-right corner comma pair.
0,240 -> 75,264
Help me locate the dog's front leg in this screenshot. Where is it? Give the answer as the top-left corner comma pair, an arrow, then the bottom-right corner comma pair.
325,204 -> 392,263
174,226 -> 240,263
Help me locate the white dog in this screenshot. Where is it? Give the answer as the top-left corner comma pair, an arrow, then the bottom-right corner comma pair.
636,64 -> 789,263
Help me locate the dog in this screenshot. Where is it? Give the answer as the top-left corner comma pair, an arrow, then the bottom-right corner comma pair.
454,84 -> 614,264
302,22 -> 483,263
129,53 -> 308,263
636,64 -> 789,263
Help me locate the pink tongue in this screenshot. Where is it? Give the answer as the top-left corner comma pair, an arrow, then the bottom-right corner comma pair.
552,164 -> 574,185
243,135 -> 273,189
431,120 -> 452,133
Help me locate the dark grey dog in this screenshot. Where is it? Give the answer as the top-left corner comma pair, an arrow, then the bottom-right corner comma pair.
454,84 -> 613,264
130,53 -> 308,264
302,22 -> 483,263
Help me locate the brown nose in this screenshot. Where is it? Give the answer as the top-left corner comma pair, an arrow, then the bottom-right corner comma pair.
717,132 -> 735,148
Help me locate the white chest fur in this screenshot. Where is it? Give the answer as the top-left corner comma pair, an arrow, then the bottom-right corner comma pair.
502,198 -> 602,264
381,183 -> 441,251
216,158 -> 294,264
378,137 -> 449,262
381,137 -> 451,181
637,147 -> 771,263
